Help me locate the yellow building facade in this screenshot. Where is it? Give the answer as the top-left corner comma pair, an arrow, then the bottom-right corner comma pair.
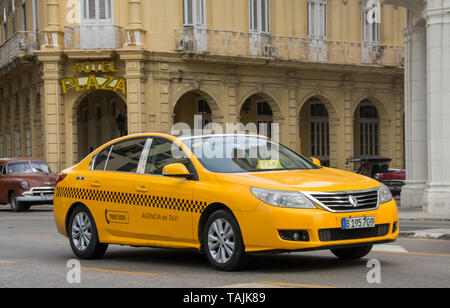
0,0 -> 405,172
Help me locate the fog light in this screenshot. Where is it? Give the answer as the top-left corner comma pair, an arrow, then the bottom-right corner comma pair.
392,221 -> 398,233
279,230 -> 309,242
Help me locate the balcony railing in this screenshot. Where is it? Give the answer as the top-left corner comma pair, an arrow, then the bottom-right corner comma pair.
175,28 -> 404,67
0,31 -> 39,68
64,25 -> 123,50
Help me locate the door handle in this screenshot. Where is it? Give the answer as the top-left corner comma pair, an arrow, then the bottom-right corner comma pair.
136,186 -> 148,193
91,182 -> 101,188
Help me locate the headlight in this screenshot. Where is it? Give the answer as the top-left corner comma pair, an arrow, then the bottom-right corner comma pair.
21,181 -> 29,190
250,187 -> 316,209
378,184 -> 393,204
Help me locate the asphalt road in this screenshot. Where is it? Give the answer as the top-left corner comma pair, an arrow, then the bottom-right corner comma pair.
0,205 -> 449,288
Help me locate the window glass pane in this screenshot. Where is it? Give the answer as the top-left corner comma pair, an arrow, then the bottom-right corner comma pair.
88,0 -> 96,19
99,0 -> 106,19
93,146 -> 110,170
187,0 -> 193,25
145,138 -> 193,175
261,0 -> 266,32
196,0 -> 202,24
106,138 -> 146,173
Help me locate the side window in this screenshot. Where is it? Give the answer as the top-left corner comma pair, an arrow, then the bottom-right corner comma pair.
0,165 -> 4,175
105,138 -> 147,173
145,138 -> 194,176
93,146 -> 110,170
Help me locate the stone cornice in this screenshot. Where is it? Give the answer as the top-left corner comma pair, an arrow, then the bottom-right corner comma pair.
423,6 -> 450,25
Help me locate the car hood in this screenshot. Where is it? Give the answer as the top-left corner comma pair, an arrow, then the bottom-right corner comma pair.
9,173 -> 58,187
215,167 -> 381,192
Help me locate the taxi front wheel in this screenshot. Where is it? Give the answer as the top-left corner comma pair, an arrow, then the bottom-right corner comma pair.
330,245 -> 373,260
203,210 -> 248,271
68,206 -> 108,260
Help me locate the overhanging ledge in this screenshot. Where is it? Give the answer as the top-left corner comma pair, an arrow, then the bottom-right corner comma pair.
380,0 -> 424,14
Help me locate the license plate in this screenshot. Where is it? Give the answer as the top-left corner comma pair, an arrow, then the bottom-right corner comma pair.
342,216 -> 375,230
44,195 -> 53,201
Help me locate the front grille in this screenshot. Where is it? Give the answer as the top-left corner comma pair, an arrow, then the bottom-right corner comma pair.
23,187 -> 55,197
319,224 -> 390,242
309,189 -> 379,212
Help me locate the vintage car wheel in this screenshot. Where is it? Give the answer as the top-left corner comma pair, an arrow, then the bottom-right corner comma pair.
10,192 -> 25,212
330,245 -> 373,260
203,210 -> 248,271
68,205 -> 108,260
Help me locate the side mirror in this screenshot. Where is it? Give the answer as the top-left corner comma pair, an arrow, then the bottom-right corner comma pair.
162,163 -> 193,180
310,157 -> 322,167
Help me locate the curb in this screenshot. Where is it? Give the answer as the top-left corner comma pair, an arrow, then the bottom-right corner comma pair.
399,218 -> 450,222
399,231 -> 450,240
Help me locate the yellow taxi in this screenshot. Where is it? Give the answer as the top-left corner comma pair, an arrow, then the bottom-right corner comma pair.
54,133 -> 399,271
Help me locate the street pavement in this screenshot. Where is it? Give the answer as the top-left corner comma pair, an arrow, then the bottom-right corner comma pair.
0,204 -> 449,288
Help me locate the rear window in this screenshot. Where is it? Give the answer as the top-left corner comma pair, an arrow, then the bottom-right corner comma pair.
92,138 -> 147,173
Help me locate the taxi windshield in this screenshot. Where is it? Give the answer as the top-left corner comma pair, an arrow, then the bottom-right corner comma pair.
183,135 -> 317,173
7,161 -> 51,175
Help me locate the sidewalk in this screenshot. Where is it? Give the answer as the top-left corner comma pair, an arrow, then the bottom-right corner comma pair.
398,206 -> 450,240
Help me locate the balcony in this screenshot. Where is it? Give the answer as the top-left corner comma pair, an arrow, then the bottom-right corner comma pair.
175,28 -> 404,67
0,31 -> 39,69
64,25 -> 123,50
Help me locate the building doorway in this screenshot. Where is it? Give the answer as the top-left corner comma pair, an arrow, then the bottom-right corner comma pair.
76,90 -> 127,161
299,97 -> 330,166
173,91 -> 215,129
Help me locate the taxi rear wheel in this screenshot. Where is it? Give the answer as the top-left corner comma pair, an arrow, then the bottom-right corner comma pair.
68,206 -> 108,260
330,245 -> 373,260
203,210 -> 247,271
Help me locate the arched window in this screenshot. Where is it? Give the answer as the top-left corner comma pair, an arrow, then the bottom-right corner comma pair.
357,100 -> 379,156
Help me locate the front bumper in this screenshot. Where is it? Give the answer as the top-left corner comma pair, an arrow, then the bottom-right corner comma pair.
17,187 -> 54,205
237,199 -> 399,253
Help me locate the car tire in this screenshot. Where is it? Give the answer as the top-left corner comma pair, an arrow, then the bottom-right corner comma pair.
203,209 -> 247,271
330,245 -> 373,260
10,192 -> 25,212
68,205 -> 108,260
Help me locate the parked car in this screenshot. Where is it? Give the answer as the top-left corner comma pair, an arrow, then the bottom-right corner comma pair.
347,156 -> 405,195
54,134 -> 398,271
0,158 -> 57,212
375,169 -> 406,197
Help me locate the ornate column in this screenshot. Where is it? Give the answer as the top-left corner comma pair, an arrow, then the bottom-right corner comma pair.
125,0 -> 146,47
401,24 -> 428,209
286,72 -> 299,151
224,66 -> 239,127
342,77 -> 354,171
393,78 -> 405,170
158,61 -> 171,133
423,2 -> 450,215
19,89 -> 27,157
42,0 -> 63,49
37,52 -> 65,172
29,85 -> 37,158
120,50 -> 148,134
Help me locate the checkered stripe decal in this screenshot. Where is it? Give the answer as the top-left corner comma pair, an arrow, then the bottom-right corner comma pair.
56,187 -> 207,214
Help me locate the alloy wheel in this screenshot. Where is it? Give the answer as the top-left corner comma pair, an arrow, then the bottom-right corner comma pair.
71,212 -> 92,251
207,218 -> 235,264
